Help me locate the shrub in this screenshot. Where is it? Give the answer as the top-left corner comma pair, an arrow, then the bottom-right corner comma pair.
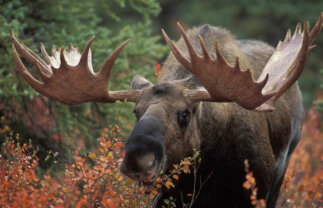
277,109 -> 322,207
0,108 -> 321,207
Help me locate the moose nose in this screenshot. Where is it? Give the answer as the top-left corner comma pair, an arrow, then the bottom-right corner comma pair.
121,114 -> 164,180
138,153 -> 156,170
120,153 -> 157,179
120,134 -> 163,180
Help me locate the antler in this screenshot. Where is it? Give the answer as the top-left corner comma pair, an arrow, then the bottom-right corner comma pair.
255,13 -> 323,111
162,13 -> 323,111
10,31 -> 141,104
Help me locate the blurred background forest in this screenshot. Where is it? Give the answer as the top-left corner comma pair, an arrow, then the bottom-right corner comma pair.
0,0 -> 322,171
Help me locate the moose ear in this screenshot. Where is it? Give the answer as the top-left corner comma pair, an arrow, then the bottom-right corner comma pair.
131,75 -> 153,90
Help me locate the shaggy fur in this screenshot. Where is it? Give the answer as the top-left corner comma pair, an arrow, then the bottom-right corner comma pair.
123,25 -> 303,208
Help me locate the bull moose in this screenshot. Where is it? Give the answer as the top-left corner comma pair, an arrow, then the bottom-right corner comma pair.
10,13 -> 322,207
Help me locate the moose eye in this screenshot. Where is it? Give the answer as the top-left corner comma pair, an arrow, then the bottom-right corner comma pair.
177,110 -> 190,129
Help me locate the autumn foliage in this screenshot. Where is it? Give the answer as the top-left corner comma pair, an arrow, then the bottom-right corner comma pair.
0,124 -> 193,208
243,160 -> 266,208
276,109 -> 322,208
154,64 -> 162,77
0,126 -> 149,208
0,109 -> 322,207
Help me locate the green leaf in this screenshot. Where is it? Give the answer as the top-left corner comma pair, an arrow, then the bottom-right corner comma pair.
163,199 -> 170,205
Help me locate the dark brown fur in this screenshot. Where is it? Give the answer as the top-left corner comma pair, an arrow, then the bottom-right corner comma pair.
122,25 -> 303,208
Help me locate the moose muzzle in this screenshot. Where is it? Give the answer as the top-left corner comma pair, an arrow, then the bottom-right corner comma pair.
120,115 -> 164,184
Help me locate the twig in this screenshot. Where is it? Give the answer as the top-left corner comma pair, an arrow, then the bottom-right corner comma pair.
128,182 -> 138,208
311,180 -> 322,207
188,160 -> 199,208
136,182 -> 141,208
194,171 -> 214,204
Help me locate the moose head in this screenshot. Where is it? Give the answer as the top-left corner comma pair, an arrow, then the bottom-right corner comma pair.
10,13 -> 323,207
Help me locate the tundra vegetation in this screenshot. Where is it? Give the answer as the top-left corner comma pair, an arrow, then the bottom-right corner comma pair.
0,109 -> 321,207
0,0 -> 322,207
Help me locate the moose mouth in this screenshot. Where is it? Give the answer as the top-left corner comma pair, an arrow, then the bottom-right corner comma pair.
120,149 -> 167,187
140,173 -> 157,186
141,164 -> 164,186
139,157 -> 167,187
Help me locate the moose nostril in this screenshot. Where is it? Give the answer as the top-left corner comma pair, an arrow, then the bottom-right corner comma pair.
138,153 -> 156,171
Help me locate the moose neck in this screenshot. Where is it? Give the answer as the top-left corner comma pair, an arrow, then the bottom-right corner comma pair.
196,101 -> 233,145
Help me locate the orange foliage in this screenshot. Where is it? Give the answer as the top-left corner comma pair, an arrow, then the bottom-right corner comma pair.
277,109 -> 322,208
154,64 -> 161,77
0,109 -> 321,207
0,124 -> 193,208
0,126 -> 150,208
243,160 -> 266,208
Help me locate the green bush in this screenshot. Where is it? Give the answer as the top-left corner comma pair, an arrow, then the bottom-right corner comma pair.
0,0 -> 168,166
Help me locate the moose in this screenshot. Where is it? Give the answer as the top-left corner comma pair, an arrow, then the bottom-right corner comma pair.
10,13 -> 322,207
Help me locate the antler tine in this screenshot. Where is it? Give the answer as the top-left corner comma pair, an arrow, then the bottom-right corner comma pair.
22,43 -> 48,70
98,39 -> 130,79
275,21 -> 309,101
255,20 -> 313,111
214,41 -> 227,64
309,12 -> 323,45
284,29 -> 292,42
51,45 -> 59,59
59,48 -> 69,69
161,28 -> 192,71
10,30 -> 49,73
168,15 -> 321,111
35,61 -> 50,82
69,43 -> 77,51
30,43 -> 53,77
198,35 -> 211,59
11,31 -> 141,104
177,23 -> 201,61
164,16 -> 321,111
10,30 -> 52,82
11,44 -> 44,92
163,23 -> 276,109
294,23 -> 302,36
40,43 -> 52,65
79,36 -> 95,68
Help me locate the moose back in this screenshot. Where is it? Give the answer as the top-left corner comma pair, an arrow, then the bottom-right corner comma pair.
11,13 -> 323,207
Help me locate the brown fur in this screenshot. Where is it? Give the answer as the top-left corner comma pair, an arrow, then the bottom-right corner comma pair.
123,25 -> 303,208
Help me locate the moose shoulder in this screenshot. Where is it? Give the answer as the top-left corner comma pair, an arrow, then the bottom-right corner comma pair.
11,13 -> 323,208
